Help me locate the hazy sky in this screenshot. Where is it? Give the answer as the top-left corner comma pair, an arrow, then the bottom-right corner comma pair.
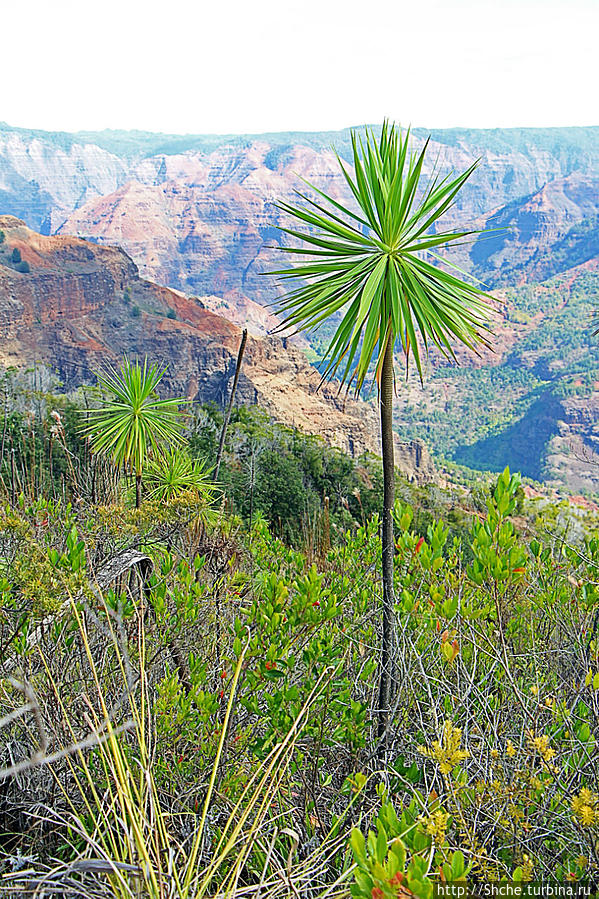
3,0 -> 596,134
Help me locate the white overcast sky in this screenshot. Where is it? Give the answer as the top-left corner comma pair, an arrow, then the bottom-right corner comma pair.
2,0 -> 596,134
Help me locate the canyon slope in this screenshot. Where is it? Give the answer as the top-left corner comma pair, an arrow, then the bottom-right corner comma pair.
392,257 -> 599,492
0,215 -> 434,482
0,122 -> 598,490
0,123 -> 597,308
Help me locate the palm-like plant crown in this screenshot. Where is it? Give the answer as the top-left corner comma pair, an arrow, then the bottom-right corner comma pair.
81,357 -> 185,475
274,122 -> 492,386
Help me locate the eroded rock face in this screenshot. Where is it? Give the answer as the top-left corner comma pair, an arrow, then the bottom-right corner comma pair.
57,137 -> 599,309
58,143 -> 352,308
470,173 -> 599,284
1,123 -> 597,313
0,215 -> 434,482
0,130 -> 128,233
544,392 -> 599,493
395,439 -> 436,485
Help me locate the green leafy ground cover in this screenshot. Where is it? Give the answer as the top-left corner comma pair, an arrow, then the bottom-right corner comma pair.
0,378 -> 598,895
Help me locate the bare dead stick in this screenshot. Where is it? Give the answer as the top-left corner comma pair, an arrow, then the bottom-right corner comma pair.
215,328 -> 248,480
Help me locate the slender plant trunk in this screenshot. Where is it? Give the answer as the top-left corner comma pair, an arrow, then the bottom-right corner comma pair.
135,471 -> 142,509
0,379 -> 8,466
10,447 -> 16,506
215,328 -> 248,479
377,335 -> 396,749
248,445 -> 255,529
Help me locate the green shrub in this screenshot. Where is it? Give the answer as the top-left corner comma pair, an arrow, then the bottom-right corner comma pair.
1,383 -> 599,893
16,260 -> 30,273
11,247 -> 21,263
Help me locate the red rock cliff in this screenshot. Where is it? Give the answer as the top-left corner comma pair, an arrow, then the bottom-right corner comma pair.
0,215 -> 434,481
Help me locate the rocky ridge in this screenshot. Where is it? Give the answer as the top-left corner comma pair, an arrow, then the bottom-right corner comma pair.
57,138 -> 599,315
0,215 -> 434,483
1,122 -> 598,318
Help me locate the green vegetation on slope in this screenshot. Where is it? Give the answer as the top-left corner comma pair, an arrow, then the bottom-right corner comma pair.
1,457 -> 598,894
300,267 -> 599,488
391,269 -> 599,484
1,346 -> 599,894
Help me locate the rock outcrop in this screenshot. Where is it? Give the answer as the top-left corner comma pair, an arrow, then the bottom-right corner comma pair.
545,391 -> 599,494
0,215 -> 434,482
395,439 -> 436,485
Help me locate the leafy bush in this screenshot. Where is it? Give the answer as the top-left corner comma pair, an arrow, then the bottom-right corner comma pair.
1,465 -> 598,894
0,365 -> 598,893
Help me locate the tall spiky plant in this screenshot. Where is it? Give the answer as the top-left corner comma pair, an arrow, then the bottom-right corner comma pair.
272,122 -> 493,745
81,357 -> 186,508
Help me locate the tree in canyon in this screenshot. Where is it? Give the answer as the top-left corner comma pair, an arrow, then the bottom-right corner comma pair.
272,122 -> 493,745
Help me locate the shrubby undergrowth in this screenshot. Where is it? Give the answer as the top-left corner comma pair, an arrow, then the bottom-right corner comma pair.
0,462 -> 598,895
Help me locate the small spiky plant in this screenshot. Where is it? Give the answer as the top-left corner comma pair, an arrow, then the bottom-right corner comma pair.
81,357 -> 186,508
144,448 -> 215,503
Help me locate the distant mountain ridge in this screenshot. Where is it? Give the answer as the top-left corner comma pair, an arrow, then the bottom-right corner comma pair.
0,123 -> 598,491
1,122 -> 598,289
